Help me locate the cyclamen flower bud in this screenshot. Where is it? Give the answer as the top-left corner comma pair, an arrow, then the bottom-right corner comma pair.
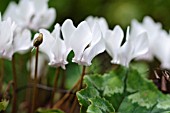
33,33 -> 43,47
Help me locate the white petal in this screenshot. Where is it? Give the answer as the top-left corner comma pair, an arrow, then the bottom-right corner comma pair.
152,34 -> 170,69
71,21 -> 92,62
49,37 -> 67,69
3,2 -> 17,20
119,32 -> 149,67
32,0 -> 48,14
85,16 -> 95,29
131,32 -> 149,58
61,19 -> 76,47
104,25 -> 124,58
90,22 -> 102,46
13,28 -> 32,53
81,37 -> 105,66
98,17 -> 108,36
51,23 -> 60,39
38,29 -> 55,58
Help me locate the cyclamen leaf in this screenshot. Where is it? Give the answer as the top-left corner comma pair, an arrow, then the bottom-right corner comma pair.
77,66 -> 170,113
157,95 -> 170,110
128,90 -> 159,109
87,97 -> 115,113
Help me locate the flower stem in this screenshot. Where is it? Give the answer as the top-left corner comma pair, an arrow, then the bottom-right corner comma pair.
11,55 -> 17,113
70,66 -> 86,113
50,68 -> 60,108
0,58 -> 4,91
53,79 -> 80,108
79,66 -> 86,89
31,47 -> 39,113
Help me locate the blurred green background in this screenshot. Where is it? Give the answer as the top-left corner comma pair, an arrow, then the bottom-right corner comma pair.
1,0 -> 170,30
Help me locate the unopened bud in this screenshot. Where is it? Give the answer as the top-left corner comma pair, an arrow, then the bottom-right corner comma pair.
33,33 -> 43,47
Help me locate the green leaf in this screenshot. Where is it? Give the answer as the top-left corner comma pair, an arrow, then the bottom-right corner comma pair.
0,99 -> 9,111
128,90 -> 159,109
157,95 -> 170,110
87,97 -> 115,113
77,66 -> 170,113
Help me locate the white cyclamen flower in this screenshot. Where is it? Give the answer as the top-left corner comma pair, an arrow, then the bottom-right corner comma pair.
131,16 -> 162,60
4,0 -> 56,31
0,13 -> 31,60
104,25 -> 149,67
34,24 -> 68,69
5,26 -> 32,60
152,30 -> 170,69
86,16 -> 108,38
67,20 -> 105,66
0,14 -> 15,59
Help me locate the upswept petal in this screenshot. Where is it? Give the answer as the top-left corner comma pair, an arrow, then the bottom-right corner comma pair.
97,17 -> 108,36
18,0 -> 34,26
3,2 -> 17,20
152,33 -> 170,69
30,8 -> 56,31
0,19 -> 13,52
104,25 -> 124,59
61,19 -> 76,48
119,32 -> 149,67
31,0 -> 48,13
49,35 -> 67,69
131,32 -> 149,58
51,24 -> 60,39
13,28 -> 31,53
90,22 -> 102,46
71,21 -> 92,62
81,37 -> 105,66
85,16 -> 108,37
38,29 -> 55,58
42,8 -> 56,28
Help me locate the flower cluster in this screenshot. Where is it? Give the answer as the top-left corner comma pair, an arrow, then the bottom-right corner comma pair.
4,0 -> 56,31
1,0 -> 170,71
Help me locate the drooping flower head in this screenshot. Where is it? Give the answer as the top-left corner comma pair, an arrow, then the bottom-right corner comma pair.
66,20 -> 105,66
0,13 -> 16,59
86,16 -> 108,38
104,25 -> 149,67
152,30 -> 170,69
34,24 -> 68,69
131,16 -> 162,60
4,0 -> 56,31
0,13 -> 31,60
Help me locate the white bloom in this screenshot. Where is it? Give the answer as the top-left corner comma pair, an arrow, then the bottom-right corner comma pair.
4,0 -> 56,31
86,16 -> 108,38
118,29 -> 149,67
152,30 -> 170,69
0,16 -> 15,59
131,16 -> 162,60
0,12 -> 31,60
104,25 -> 124,64
61,19 -> 76,59
104,25 -> 149,67
27,53 -> 48,79
35,24 -> 68,69
69,21 -> 105,66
